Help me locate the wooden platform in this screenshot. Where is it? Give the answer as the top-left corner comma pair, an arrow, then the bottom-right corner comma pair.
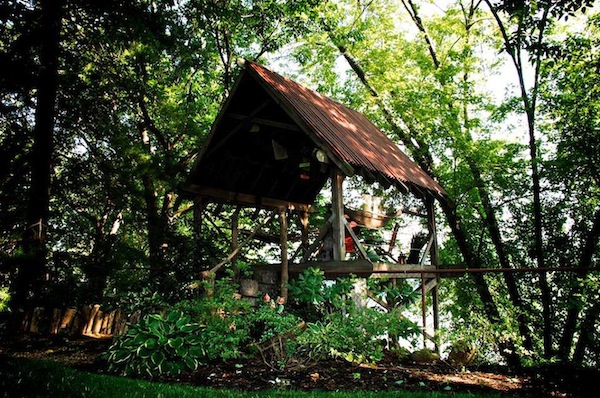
250,260 -> 438,279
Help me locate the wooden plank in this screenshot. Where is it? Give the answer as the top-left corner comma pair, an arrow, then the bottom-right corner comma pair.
419,233 -> 434,265
426,196 -> 440,351
299,211 -> 309,258
250,261 -> 436,278
421,274 -> 427,348
184,185 -> 310,211
231,206 -> 240,264
331,168 -> 345,261
371,262 -> 436,279
294,259 -> 373,274
343,217 -> 369,260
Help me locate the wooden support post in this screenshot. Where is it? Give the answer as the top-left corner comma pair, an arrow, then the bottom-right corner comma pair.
299,210 -> 309,258
193,197 -> 204,237
194,197 -> 205,274
301,217 -> 332,262
432,282 -> 440,352
426,196 -> 440,351
231,206 -> 240,266
331,168 -> 346,261
421,274 -> 427,348
279,207 -> 289,301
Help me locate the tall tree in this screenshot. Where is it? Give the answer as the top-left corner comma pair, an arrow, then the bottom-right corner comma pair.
12,0 -> 63,310
484,0 -> 597,359
539,20 -> 600,361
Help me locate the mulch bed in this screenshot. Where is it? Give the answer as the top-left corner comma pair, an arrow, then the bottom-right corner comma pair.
0,334 -> 595,397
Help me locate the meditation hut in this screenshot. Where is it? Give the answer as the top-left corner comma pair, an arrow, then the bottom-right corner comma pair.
183,60 -> 448,342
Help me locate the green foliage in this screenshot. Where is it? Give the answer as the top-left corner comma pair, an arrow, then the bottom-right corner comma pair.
0,287 -> 9,312
289,268 -> 419,364
171,279 -> 252,362
246,303 -> 301,344
172,277 -> 300,363
288,267 -> 355,320
296,307 -> 418,365
105,310 -> 204,377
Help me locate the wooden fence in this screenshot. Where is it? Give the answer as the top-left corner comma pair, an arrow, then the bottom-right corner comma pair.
17,305 -> 140,338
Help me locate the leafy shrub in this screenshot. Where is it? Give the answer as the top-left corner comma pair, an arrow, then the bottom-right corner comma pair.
288,267 -> 354,321
296,309 -> 393,364
247,302 -> 301,344
171,278 -> 253,361
174,278 -> 302,362
105,310 -> 203,377
289,267 -> 420,364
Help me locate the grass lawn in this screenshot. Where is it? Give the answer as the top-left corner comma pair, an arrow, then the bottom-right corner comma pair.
0,355 -> 521,398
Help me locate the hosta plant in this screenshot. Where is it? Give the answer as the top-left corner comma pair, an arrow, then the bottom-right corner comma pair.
105,310 -> 204,377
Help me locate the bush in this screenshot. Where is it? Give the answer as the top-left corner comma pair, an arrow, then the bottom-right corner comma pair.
105,310 -> 204,377
289,269 -> 420,365
296,308 -> 401,364
173,278 -> 301,362
288,267 -> 355,321
246,302 -> 301,344
171,278 -> 253,361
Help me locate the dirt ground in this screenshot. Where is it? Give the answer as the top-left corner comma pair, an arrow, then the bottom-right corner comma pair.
0,334 -> 595,397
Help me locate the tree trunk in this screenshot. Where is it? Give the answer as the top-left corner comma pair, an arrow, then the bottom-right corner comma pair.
573,297 -> 600,363
13,0 -> 62,311
485,0 -> 553,359
558,207 -> 600,360
469,159 -> 534,351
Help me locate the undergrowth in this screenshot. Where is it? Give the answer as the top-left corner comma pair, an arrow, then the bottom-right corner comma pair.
0,355 -> 514,398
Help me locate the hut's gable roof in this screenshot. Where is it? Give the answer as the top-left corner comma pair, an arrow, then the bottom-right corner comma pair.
185,61 -> 445,207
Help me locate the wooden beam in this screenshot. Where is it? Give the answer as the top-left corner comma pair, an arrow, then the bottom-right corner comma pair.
280,208 -> 289,301
291,259 -> 374,274
331,168 -> 345,261
231,206 -> 240,265
184,185 -> 310,211
343,217 -> 369,260
227,113 -> 301,131
299,210 -> 309,258
421,273 -> 427,348
300,217 -> 332,262
370,265 -> 437,278
203,100 -> 271,159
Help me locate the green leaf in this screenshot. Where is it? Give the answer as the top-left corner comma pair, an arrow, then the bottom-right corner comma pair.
185,334 -> 202,346
180,323 -> 199,333
188,346 -> 204,358
144,338 -> 157,349
132,333 -> 147,345
176,315 -> 192,328
151,351 -> 165,367
167,311 -> 181,323
167,337 -> 184,349
184,355 -> 198,370
136,346 -> 152,359
176,346 -> 188,357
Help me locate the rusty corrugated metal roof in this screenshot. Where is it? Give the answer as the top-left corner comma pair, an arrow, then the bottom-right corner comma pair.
245,61 -> 446,197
